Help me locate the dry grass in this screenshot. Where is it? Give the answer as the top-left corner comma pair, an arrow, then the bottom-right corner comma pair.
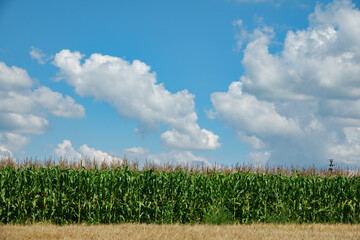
1,156 -> 359,177
0,223 -> 359,240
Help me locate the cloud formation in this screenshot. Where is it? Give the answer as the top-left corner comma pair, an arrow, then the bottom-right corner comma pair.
54,140 -> 121,165
54,141 -> 210,167
0,61 -> 85,155
0,133 -> 29,157
54,140 -> 81,160
53,50 -> 220,151
124,146 -> 211,167
211,0 -> 360,167
29,46 -> 52,64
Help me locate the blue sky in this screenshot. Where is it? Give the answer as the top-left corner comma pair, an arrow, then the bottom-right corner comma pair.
1,0 -> 360,168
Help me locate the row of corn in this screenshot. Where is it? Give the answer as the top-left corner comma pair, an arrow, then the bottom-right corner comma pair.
1,165 -> 359,224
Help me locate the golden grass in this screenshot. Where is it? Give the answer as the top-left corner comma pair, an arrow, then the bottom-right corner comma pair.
1,223 -> 359,240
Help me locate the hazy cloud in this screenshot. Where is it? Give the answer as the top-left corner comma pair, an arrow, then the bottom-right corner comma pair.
247,151 -> 271,166
124,147 -> 150,157
234,0 -> 267,2
329,127 -> 360,165
124,146 -> 211,167
29,46 -> 52,64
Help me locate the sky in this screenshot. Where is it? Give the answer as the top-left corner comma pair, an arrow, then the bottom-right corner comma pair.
1,0 -> 360,168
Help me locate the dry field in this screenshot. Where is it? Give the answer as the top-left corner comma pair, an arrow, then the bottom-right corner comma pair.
1,223 -> 360,240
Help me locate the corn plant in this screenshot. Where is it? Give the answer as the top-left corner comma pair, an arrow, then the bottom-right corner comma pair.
0,162 -> 359,224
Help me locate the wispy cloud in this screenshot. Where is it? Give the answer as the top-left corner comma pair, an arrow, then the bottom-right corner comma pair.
234,0 -> 267,2
29,46 -> 52,64
232,0 -> 316,9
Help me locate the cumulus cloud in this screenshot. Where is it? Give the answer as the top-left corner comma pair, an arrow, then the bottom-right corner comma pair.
55,141 -> 210,167
32,87 -> 85,118
211,82 -> 301,137
210,0 -> 360,167
0,86 -> 84,119
149,150 -> 211,166
241,0 -> 360,100
53,50 -> 220,151
54,140 -> 81,160
29,46 -> 52,64
0,61 -> 85,155
0,133 -> 29,157
124,146 -> 211,167
79,144 -> 121,165
0,113 -> 49,135
54,140 -> 121,165
0,62 -> 33,90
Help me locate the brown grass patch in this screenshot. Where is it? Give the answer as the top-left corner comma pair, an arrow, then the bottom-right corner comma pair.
1,223 -> 359,240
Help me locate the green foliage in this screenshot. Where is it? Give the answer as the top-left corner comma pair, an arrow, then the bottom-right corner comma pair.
204,206 -> 234,225
0,165 -> 359,224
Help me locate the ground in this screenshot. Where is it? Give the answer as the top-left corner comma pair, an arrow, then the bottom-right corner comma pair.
1,223 -> 360,240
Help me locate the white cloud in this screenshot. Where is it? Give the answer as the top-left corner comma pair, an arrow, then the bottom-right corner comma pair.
0,87 -> 84,118
29,46 -> 52,64
54,140 -> 121,165
0,113 -> 49,134
53,50 -> 220,151
235,0 -> 267,2
54,140 -> 82,160
211,0 -> 360,167
32,87 -> 85,118
210,82 -> 301,137
0,146 -> 12,158
161,127 -> 220,150
241,0 -> 360,100
233,19 -> 248,51
236,132 -> 266,150
124,147 -> 150,157
54,140 -> 121,164
329,128 -> 360,165
0,62 -> 33,90
247,151 -> 271,166
0,61 -> 85,156
79,144 -> 121,165
149,150 -> 212,167
0,133 -> 29,157
124,146 -> 211,167
54,141 -> 210,167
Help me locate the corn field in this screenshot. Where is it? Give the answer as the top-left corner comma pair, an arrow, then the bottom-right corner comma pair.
0,158 -> 359,224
